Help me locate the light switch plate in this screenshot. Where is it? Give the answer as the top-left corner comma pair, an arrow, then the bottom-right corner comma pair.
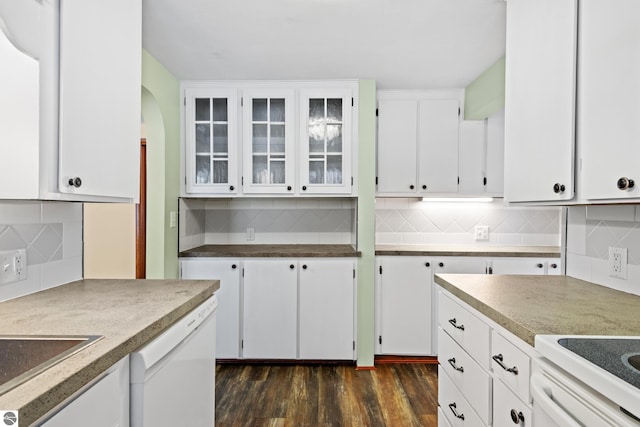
246,228 -> 255,241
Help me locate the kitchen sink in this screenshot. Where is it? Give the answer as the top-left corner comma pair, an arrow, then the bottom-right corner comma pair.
0,335 -> 103,396
628,354 -> 640,372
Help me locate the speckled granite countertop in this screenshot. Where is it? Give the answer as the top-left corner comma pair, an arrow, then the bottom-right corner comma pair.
0,279 -> 219,426
434,274 -> 640,347
180,244 -> 361,258
376,244 -> 560,258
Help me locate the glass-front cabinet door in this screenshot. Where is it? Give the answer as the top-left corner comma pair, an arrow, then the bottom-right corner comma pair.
300,89 -> 352,194
242,89 -> 295,194
184,88 -> 239,194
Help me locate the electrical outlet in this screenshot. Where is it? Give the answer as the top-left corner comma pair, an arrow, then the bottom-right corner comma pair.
246,227 -> 255,241
609,247 -> 627,279
0,249 -> 27,285
474,225 -> 489,241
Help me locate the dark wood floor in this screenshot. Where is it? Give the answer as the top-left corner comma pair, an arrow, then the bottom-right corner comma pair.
215,363 -> 438,427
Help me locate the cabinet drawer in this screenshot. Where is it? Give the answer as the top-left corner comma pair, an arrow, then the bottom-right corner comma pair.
491,330 -> 531,403
492,379 -> 532,427
439,291 -> 491,369
438,366 -> 487,427
438,328 -> 492,425
438,328 -> 491,424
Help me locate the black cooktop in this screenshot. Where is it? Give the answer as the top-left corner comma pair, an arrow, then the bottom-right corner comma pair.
558,338 -> 640,390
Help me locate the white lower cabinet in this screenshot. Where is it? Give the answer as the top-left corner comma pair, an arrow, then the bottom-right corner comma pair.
181,257 -> 355,361
39,356 -> 129,427
180,258 -> 241,359
298,259 -> 355,360
438,288 -> 536,427
242,259 -> 298,359
375,256 -> 433,355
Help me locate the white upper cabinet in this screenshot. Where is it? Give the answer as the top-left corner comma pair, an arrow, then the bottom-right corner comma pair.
0,0 -> 141,202
376,98 -> 419,194
485,109 -> 505,195
182,81 -> 358,197
299,89 -> 353,194
504,0 -> 577,203
377,91 -> 463,196
242,89 -> 296,194
418,99 -> 459,194
184,87 -> 239,195
578,0 -> 640,201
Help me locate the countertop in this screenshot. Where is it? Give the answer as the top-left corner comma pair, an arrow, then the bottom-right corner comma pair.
180,244 -> 361,258
434,274 -> 640,347
0,279 -> 219,426
376,244 -> 560,258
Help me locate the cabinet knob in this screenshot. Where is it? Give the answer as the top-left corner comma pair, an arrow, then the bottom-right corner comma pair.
231,264 -> 237,270
617,177 -> 635,190
409,184 -> 415,190
425,262 -> 430,267
287,185 -> 292,191
536,263 -> 543,269
229,185 -> 235,191
68,177 -> 82,188
302,264 -> 307,270
553,183 -> 565,194
510,409 -> 525,424
422,185 -> 427,190
439,262 -> 444,268
302,185 -> 307,191
289,264 -> 295,270
550,263 -> 558,269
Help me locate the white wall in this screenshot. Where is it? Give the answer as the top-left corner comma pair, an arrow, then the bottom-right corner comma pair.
0,201 -> 83,301
566,205 -> 640,296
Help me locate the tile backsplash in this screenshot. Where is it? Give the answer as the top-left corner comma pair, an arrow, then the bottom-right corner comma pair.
376,198 -> 561,246
0,201 -> 83,301
179,198 -> 357,251
566,205 -> 640,296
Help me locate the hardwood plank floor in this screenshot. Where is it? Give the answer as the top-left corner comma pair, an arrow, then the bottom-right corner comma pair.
215,363 -> 438,427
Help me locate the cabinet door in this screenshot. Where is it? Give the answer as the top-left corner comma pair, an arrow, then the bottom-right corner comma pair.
434,257 -> 488,274
418,99 -> 459,194
299,89 -> 352,195
184,88 -> 239,195
378,256 -> 432,355
490,258 -> 547,275
458,121 -> 486,194
486,109 -> 505,195
242,89 -> 295,194
579,0 -> 640,201
58,0 -> 141,200
376,99 -> 418,194
298,259 -> 354,360
504,0 -> 577,202
180,258 -> 241,359
242,259 -> 297,359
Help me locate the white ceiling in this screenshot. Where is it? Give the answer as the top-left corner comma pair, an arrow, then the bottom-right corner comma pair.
141,0 -> 506,89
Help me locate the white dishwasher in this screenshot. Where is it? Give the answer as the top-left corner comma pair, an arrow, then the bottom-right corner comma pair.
130,295 -> 217,427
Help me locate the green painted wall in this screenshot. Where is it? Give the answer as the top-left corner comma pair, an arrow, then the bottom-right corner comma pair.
141,50 -> 180,279
464,56 -> 505,120
357,80 -> 377,368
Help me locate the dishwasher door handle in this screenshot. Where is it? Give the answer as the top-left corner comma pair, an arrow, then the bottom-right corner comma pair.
530,374 -> 581,427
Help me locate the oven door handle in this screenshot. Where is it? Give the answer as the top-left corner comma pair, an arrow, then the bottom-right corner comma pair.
530,374 -> 581,427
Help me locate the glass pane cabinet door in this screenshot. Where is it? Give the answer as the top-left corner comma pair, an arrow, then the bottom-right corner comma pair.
300,89 -> 352,194
185,88 -> 238,194
243,89 -> 295,194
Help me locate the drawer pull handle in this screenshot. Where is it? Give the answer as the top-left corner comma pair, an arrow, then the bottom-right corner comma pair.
447,357 -> 464,372
448,318 -> 464,331
448,403 -> 465,420
493,353 -> 519,375
510,409 -> 525,424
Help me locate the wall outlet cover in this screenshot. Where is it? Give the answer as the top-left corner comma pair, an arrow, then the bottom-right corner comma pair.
608,247 -> 627,279
246,228 -> 255,241
474,225 -> 489,241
